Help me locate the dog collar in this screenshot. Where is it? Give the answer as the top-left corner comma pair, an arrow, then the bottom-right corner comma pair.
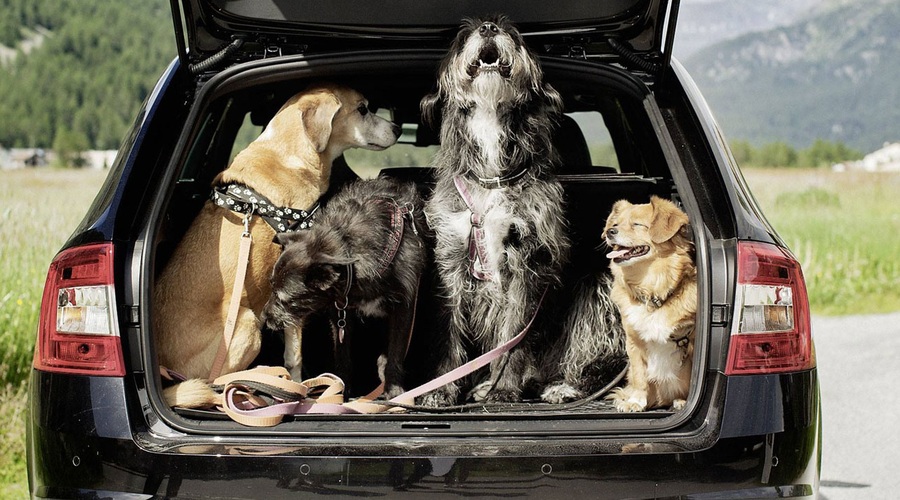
469,164 -> 529,189
212,183 -> 319,234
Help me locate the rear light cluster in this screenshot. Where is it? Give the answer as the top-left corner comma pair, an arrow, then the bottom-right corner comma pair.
725,241 -> 815,375
33,243 -> 126,376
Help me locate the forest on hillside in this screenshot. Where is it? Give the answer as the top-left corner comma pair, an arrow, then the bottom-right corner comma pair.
0,0 -> 174,151
0,0 -> 876,167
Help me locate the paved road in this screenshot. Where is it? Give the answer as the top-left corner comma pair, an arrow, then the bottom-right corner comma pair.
815,311 -> 900,500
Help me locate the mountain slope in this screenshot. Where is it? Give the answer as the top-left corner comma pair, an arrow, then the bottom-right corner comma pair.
682,0 -> 900,151
0,0 -> 173,150
675,0 -> 824,58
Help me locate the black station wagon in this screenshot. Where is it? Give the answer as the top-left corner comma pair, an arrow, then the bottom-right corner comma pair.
28,0 -> 821,498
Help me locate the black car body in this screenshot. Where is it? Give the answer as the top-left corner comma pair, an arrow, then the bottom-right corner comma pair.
28,0 -> 821,498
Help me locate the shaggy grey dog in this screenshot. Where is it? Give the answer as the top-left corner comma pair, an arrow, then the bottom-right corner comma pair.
420,16 -> 570,404
261,178 -> 426,399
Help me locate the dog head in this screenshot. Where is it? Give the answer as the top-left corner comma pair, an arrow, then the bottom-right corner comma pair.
602,196 -> 691,267
421,16 -> 562,121
265,83 -> 401,162
260,229 -> 355,331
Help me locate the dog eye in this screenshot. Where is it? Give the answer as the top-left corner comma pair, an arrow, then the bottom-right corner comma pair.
357,103 -> 369,116
633,223 -> 648,229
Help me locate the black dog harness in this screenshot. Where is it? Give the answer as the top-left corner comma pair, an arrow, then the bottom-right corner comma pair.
212,183 -> 319,234
206,183 -> 321,379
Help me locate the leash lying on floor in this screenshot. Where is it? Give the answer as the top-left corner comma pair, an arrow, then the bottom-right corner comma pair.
206,287 -> 549,426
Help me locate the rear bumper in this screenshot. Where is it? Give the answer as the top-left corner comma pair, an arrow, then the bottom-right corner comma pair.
28,370 -> 820,499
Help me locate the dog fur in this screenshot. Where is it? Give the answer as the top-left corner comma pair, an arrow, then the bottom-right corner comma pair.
537,273 -> 627,403
155,83 -> 400,408
420,16 -> 570,404
261,178 -> 427,399
602,196 -> 697,412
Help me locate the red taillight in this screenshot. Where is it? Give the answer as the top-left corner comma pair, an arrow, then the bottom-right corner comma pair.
725,241 -> 815,375
33,242 -> 126,376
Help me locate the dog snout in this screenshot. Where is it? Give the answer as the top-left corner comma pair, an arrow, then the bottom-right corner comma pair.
479,22 -> 500,38
606,227 -> 618,237
259,299 -> 283,331
390,122 -> 401,139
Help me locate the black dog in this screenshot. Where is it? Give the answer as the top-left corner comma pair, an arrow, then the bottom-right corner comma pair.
262,178 -> 427,399
419,16 -> 570,404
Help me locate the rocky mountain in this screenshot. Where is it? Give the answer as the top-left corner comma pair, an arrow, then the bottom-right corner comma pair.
679,0 -> 899,151
1,0 -> 895,153
675,0 -> 825,58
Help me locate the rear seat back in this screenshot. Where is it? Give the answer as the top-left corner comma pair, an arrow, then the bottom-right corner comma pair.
378,114 -> 675,275
559,172 -> 673,275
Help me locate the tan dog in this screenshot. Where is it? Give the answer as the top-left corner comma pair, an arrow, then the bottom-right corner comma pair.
602,196 -> 696,412
154,83 -> 400,407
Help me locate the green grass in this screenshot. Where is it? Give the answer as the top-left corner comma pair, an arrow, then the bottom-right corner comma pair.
742,168 -> 900,315
1,167 -> 896,494
0,167 -> 109,498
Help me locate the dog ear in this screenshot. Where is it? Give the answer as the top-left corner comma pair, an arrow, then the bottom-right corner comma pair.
306,263 -> 344,292
307,253 -> 355,291
539,83 -> 564,114
274,230 -> 307,248
300,91 -> 342,153
649,196 -> 689,243
420,92 -> 441,128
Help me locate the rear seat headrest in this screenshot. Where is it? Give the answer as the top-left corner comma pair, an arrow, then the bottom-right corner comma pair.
553,115 -> 592,169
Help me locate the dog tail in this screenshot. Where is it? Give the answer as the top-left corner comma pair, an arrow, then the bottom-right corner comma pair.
163,378 -> 220,409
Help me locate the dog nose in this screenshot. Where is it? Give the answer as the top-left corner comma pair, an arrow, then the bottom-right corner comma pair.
391,122 -> 401,138
479,22 -> 499,38
607,228 -> 618,237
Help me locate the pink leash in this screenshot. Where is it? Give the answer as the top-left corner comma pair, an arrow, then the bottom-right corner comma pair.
219,286 -> 548,425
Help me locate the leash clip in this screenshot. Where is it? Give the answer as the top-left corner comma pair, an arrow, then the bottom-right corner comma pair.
403,202 -> 419,236
334,263 -> 353,344
334,301 -> 348,344
335,308 -> 347,344
241,204 -> 257,237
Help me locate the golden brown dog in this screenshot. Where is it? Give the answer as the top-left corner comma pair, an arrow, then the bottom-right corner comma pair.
154,83 -> 400,407
602,196 -> 696,412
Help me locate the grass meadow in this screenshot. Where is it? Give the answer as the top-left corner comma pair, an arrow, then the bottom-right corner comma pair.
1,166 -> 897,494
741,168 -> 900,316
0,168 -> 108,498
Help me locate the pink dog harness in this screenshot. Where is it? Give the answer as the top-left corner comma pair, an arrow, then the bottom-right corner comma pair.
453,176 -> 495,281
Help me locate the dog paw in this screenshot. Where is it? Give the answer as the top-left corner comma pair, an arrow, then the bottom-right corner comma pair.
466,380 -> 495,402
672,398 -> 686,411
484,388 -> 520,403
417,390 -> 457,408
540,382 -> 582,404
382,383 -> 406,401
615,400 -> 647,412
606,388 -> 647,412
